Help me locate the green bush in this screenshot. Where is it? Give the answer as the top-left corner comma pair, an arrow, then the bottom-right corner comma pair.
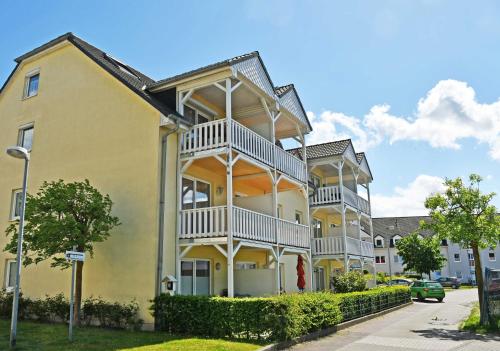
331,271 -> 367,293
152,286 -> 410,342
82,296 -> 143,330
0,290 -> 141,330
376,272 -> 388,284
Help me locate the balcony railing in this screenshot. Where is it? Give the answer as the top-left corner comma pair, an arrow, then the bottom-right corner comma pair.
311,185 -> 371,215
180,119 -> 307,183
312,236 -> 374,257
179,206 -> 310,248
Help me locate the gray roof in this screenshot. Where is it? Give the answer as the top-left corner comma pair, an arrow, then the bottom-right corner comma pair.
3,32 -> 184,121
275,84 -> 293,97
149,51 -> 268,89
287,139 -> 352,160
356,152 -> 365,163
372,216 -> 433,240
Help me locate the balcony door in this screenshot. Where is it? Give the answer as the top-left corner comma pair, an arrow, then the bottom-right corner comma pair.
181,259 -> 211,296
182,177 -> 211,210
314,267 -> 325,291
312,218 -> 323,238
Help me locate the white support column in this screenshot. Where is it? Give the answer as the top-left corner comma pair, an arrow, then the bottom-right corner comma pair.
367,183 -> 375,275
338,160 -> 349,272
300,133 -> 313,291
175,134 -> 183,294
226,78 -> 235,298
270,110 -> 280,295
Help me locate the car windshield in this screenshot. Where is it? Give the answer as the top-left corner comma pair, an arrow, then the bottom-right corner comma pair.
427,282 -> 442,288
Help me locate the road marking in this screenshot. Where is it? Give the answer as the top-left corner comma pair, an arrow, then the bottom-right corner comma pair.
353,335 -> 464,350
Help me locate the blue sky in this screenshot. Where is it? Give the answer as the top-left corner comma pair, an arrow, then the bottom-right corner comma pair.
1,0 -> 499,215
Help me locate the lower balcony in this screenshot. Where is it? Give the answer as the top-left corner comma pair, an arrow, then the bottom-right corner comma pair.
312,236 -> 374,257
179,206 -> 310,248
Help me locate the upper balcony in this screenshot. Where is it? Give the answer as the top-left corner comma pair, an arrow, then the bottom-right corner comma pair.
179,119 -> 307,183
310,185 -> 370,215
312,236 -> 374,257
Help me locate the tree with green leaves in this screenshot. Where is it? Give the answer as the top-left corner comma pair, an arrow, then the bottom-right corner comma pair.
4,179 -> 120,324
423,174 -> 499,324
395,232 -> 446,278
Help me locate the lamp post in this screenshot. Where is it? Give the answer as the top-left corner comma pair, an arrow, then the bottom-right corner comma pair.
6,146 -> 30,348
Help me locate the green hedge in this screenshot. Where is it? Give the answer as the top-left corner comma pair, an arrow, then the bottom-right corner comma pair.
0,290 -> 142,330
152,286 -> 410,341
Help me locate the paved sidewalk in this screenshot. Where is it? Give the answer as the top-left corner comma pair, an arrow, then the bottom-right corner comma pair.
289,289 -> 500,351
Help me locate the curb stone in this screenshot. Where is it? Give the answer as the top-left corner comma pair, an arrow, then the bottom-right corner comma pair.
257,302 -> 413,351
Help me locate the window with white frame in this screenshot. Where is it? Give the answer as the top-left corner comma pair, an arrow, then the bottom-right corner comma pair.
183,104 -> 211,125
489,252 -> 496,261
312,218 -> 323,238
375,256 -> 386,264
24,71 -> 39,98
18,124 -> 34,151
310,174 -> 321,188
4,260 -> 17,291
393,235 -> 402,246
181,177 -> 210,209
180,259 -> 211,296
295,211 -> 303,224
375,236 -> 384,248
10,189 -> 23,220
277,204 -> 283,219
394,255 -> 401,263
456,271 -> 462,279
454,253 -> 461,262
235,261 -> 257,270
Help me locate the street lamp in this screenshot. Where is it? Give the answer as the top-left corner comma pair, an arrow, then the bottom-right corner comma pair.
6,146 -> 30,348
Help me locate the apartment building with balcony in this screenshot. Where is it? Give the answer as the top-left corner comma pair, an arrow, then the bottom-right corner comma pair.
0,33 -> 314,326
372,216 -> 500,283
288,140 -> 375,291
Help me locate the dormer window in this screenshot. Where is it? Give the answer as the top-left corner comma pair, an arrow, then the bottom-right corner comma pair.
393,235 -> 402,246
375,236 -> 384,248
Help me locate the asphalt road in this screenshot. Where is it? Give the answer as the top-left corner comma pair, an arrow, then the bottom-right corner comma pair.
289,288 -> 500,351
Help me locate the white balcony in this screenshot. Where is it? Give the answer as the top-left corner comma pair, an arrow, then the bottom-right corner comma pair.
180,119 -> 307,183
310,185 -> 371,215
179,206 -> 310,248
312,236 -> 374,257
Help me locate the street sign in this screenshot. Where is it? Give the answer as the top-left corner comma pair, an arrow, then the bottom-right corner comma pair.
65,251 -> 85,262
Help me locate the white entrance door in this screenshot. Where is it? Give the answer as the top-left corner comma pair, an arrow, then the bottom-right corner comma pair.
181,259 -> 211,295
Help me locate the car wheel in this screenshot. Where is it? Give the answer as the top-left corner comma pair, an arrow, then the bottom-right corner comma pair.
437,298 -> 443,302
417,293 -> 424,301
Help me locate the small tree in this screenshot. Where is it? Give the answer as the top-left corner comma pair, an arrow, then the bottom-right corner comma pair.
396,232 -> 446,279
423,174 -> 499,325
4,179 -> 120,324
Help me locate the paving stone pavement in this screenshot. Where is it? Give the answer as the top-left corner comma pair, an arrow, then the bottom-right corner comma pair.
289,288 -> 500,351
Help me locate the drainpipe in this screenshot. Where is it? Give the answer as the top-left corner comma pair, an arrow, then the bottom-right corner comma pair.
156,118 -> 180,298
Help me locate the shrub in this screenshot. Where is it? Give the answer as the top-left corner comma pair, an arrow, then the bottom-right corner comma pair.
82,296 -> 143,330
331,271 -> 367,293
376,272 -> 388,284
152,286 -> 410,342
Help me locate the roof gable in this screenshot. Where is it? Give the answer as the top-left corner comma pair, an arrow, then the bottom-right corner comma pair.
275,84 -> 312,132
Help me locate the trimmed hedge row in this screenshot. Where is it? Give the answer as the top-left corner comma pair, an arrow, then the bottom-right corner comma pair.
0,290 -> 143,330
152,286 -> 410,341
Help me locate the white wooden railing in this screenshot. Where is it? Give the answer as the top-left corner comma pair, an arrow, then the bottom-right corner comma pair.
231,120 -> 274,167
179,119 -> 307,183
277,219 -> 310,248
275,146 -> 307,183
312,236 -> 373,257
232,206 -> 276,243
179,206 -> 309,248
310,186 -> 341,205
311,185 -> 371,215
179,206 -> 227,238
361,241 -> 374,257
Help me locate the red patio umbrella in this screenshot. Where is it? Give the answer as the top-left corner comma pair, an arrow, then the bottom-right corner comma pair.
297,255 -> 306,291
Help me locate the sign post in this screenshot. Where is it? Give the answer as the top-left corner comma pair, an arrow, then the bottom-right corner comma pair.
66,249 -> 85,342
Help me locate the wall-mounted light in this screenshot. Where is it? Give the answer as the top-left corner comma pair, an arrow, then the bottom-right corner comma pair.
216,186 -> 224,195
215,262 -> 221,271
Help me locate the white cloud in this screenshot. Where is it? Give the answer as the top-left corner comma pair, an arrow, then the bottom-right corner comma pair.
371,175 -> 446,217
307,80 -> 500,160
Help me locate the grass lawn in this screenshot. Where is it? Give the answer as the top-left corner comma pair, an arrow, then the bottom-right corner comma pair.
0,319 -> 263,351
460,302 -> 500,334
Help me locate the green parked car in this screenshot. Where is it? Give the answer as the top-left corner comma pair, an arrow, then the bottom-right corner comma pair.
411,280 -> 445,302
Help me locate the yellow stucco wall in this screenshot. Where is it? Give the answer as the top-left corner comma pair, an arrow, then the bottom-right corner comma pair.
0,43 -> 171,327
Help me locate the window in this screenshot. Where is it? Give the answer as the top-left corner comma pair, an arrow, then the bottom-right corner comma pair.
10,189 -> 23,220
454,253 -> 461,262
468,253 -> 474,261
183,105 -> 211,125
310,174 -> 321,188
4,260 -> 16,291
441,239 -> 448,246
394,255 -> 401,263
489,252 -> 496,261
182,177 -> 210,209
180,259 -> 210,296
375,237 -> 384,248
24,73 -> 39,98
312,218 -> 323,238
295,211 -> 303,224
393,235 -> 402,246
235,262 -> 257,270
314,267 -> 325,291
375,256 -> 386,264
18,125 -> 34,151
456,271 -> 462,279
277,204 -> 283,219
